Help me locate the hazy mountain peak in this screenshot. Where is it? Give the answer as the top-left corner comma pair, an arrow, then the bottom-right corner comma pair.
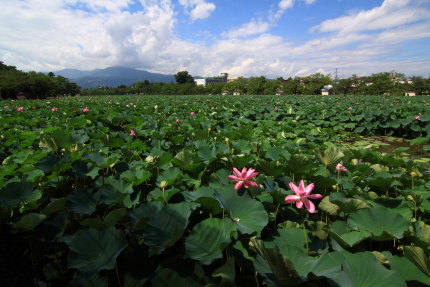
55,66 -> 175,88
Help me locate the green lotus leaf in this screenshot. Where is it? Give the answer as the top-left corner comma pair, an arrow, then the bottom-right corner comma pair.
403,246 -> 430,277
273,227 -> 307,252
183,187 -> 223,215
212,258 -> 235,286
72,160 -> 100,179
0,181 -> 41,209
36,154 -> 69,174
284,154 -> 313,176
120,167 -> 151,186
315,146 -> 344,167
103,208 -> 127,227
327,221 -> 371,249
389,254 -> 430,285
310,251 -> 344,279
347,207 -> 409,241
250,237 -> 302,286
41,197 -> 66,216
330,197 -> 369,214
185,218 -> 236,265
258,159 -> 285,176
147,187 -> 181,203
67,227 -> 127,275
331,252 -> 406,287
86,152 -> 108,168
97,176 -> 134,194
210,169 -> 231,186
197,146 -> 217,164
215,188 -> 268,235
171,149 -> 203,171
23,169 -> 45,183
11,212 -> 47,232
412,221 -> 430,252
265,146 -> 291,161
51,129 -> 74,149
318,196 -> 340,216
156,167 -> 182,186
136,201 -> 198,254
66,188 -> 99,215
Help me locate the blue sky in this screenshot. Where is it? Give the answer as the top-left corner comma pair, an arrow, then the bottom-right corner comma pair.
1,0 -> 429,78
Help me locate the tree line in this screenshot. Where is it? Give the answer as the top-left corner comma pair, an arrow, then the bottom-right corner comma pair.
83,70 -> 430,96
0,62 -> 80,99
1,63 -> 429,98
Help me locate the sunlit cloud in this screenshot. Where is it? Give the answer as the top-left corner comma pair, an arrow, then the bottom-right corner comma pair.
178,0 -> 216,21
0,0 -> 429,78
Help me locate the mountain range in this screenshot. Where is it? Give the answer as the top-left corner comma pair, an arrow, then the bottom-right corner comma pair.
54,66 -> 175,89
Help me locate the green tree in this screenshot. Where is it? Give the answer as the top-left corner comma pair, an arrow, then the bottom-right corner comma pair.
301,73 -> 332,95
411,76 -> 430,95
174,71 -> 195,84
333,78 -> 354,94
224,77 -> 247,94
281,77 -> 301,95
205,83 -> 224,95
360,72 -> 394,95
0,64 -> 27,98
247,76 -> 266,95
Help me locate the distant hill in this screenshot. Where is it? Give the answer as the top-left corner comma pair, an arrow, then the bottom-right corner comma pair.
55,66 -> 175,89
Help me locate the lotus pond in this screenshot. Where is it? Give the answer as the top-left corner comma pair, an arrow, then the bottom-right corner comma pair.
1,94 -> 430,286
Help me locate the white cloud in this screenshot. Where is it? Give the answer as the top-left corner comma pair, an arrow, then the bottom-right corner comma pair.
271,0 -> 317,20
178,0 -> 216,21
222,19 -> 271,39
0,0 -> 429,79
224,0 -> 318,39
0,0 -> 177,71
312,0 -> 429,34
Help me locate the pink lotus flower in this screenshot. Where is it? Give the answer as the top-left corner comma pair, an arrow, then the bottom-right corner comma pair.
190,112 -> 195,116
4,106 -> 9,109
415,116 -> 421,120
336,163 -> 348,172
176,118 -> 180,123
82,108 -> 89,113
348,107 -> 353,110
285,180 -> 323,213
16,107 -> 24,112
51,107 -> 57,111
129,129 -> 135,136
228,167 -> 259,190
274,106 -> 278,111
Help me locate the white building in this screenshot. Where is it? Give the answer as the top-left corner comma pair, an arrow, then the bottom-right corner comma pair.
195,79 -> 206,86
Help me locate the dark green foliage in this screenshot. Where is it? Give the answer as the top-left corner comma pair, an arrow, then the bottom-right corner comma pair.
0,94 -> 429,286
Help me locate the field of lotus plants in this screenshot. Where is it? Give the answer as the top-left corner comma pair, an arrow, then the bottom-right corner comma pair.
1,94 -> 430,286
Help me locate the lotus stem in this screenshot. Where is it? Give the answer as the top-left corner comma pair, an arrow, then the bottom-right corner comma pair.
116,263 -> 122,287
29,238 -> 40,287
274,204 -> 280,226
303,223 -> 309,256
254,272 -> 261,287
162,187 -> 168,204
